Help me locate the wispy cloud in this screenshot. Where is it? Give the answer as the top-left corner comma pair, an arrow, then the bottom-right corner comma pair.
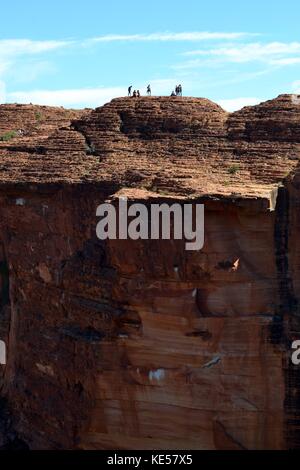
89,31 -> 255,43
0,38 -> 74,88
0,33 -> 254,84
0,39 -> 71,59
0,32 -> 255,62
270,57 -> 300,65
180,42 -> 300,67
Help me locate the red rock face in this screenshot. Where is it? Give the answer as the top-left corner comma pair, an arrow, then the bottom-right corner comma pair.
0,96 -> 299,449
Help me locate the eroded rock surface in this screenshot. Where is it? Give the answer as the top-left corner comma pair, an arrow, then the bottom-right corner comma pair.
0,95 -> 299,449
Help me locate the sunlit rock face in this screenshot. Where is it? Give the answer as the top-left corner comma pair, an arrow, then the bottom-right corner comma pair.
0,95 -> 299,449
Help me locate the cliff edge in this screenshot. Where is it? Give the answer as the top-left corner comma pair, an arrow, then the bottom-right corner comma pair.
0,95 -> 299,449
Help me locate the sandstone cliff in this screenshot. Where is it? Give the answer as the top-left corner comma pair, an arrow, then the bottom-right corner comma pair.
0,95 -> 299,449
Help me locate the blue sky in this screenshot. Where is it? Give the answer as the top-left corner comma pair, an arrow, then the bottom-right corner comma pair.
1,0 -> 300,110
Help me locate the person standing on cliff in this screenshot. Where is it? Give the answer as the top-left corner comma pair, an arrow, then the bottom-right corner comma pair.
147,84 -> 151,96
137,90 -> 140,97
128,86 -> 133,96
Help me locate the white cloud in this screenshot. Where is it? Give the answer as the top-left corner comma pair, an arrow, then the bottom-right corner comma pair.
216,97 -> 262,112
181,42 -> 300,66
0,39 -> 71,59
7,86 -> 125,108
0,33 -> 254,85
270,57 -> 300,65
90,31 -> 254,43
0,32 -> 254,63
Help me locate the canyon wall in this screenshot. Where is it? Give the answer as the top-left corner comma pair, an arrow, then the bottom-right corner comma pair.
0,96 -> 299,449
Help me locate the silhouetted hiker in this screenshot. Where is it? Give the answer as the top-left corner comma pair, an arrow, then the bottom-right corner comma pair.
133,90 -> 137,98
128,86 -> 133,96
175,85 -> 179,96
147,84 -> 151,96
178,84 -> 182,96
137,90 -> 140,97
171,90 -> 176,96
